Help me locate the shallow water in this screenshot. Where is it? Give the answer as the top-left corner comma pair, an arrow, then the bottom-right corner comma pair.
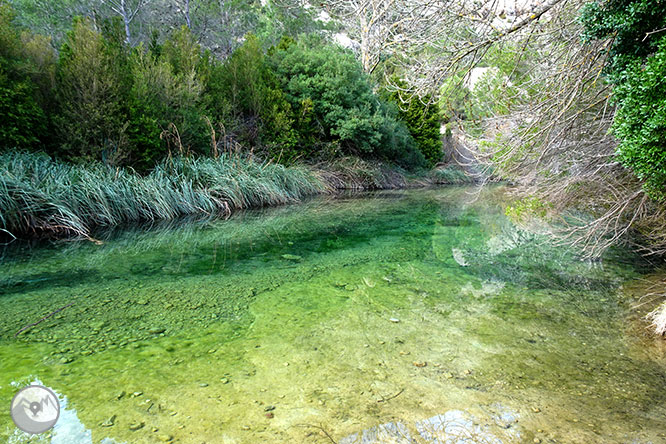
1,187 -> 665,444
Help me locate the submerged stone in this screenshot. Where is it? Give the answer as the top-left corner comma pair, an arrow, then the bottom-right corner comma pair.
129,421 -> 145,431
100,415 -> 116,427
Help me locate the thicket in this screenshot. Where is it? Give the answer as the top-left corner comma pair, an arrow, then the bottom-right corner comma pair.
0,2 -> 430,172
581,0 -> 666,198
384,79 -> 442,167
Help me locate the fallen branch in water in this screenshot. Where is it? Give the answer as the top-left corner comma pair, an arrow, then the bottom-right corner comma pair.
14,302 -> 76,338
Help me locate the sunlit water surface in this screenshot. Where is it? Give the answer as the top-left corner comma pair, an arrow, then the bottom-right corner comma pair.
1,187 -> 665,444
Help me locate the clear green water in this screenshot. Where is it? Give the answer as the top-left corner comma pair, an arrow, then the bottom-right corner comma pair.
1,187 -> 665,444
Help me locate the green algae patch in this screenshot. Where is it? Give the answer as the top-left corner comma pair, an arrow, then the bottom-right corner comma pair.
1,187 -> 665,444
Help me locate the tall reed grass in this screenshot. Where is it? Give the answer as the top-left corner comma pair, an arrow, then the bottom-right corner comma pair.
0,152 -> 327,239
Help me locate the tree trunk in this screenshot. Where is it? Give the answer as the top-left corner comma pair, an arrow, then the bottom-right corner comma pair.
121,0 -> 132,44
184,0 -> 191,28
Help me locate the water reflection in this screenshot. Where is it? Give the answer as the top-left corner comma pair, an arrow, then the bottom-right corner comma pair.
341,407 -> 519,444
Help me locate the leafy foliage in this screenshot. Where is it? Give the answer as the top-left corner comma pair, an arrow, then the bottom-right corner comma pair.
0,2 -> 50,149
270,37 -> 425,167
386,79 -> 442,166
580,0 -> 666,79
0,1 -> 427,171
612,36 -> 666,198
54,17 -> 130,162
581,0 -> 666,198
220,34 -> 297,157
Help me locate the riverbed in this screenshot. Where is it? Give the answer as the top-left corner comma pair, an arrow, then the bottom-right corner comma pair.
1,187 -> 665,443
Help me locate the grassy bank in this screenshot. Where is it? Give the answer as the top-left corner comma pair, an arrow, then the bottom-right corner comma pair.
0,152 -> 435,240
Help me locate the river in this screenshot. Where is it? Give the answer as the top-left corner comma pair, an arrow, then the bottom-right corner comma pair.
1,187 -> 665,443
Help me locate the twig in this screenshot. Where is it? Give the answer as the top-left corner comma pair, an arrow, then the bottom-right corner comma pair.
643,27 -> 666,41
377,388 -> 404,403
294,423 -> 338,444
14,302 -> 76,338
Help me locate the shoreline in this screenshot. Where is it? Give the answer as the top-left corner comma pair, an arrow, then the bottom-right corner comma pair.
0,152 -> 474,242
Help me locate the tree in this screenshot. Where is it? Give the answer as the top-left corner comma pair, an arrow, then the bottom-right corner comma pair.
323,0 -> 446,74
581,0 -> 666,199
9,0 -> 94,42
101,0 -> 152,44
270,36 -> 425,167
0,1 -> 52,149
55,17 -> 130,162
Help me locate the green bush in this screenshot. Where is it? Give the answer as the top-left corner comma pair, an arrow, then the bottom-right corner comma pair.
580,0 -> 666,79
386,79 -> 442,166
0,2 -> 429,172
220,34 -> 297,157
270,37 -> 425,168
612,36 -> 666,198
126,27 -> 215,168
0,79 -> 45,148
581,0 -> 666,198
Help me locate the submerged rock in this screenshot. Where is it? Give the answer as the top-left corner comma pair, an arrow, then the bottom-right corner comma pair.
100,415 -> 116,427
129,421 -> 145,431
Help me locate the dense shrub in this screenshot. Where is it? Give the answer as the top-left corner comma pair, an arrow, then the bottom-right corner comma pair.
127,27 -> 215,168
612,36 -> 666,198
270,37 -> 425,168
386,79 -> 442,166
580,0 -> 666,79
0,1 -> 429,171
581,0 -> 666,198
220,34 -> 297,157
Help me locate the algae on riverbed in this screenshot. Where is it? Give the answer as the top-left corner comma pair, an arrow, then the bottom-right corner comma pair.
1,187 -> 665,444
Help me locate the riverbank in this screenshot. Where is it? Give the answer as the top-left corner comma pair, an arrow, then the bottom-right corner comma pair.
0,152 -> 473,241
